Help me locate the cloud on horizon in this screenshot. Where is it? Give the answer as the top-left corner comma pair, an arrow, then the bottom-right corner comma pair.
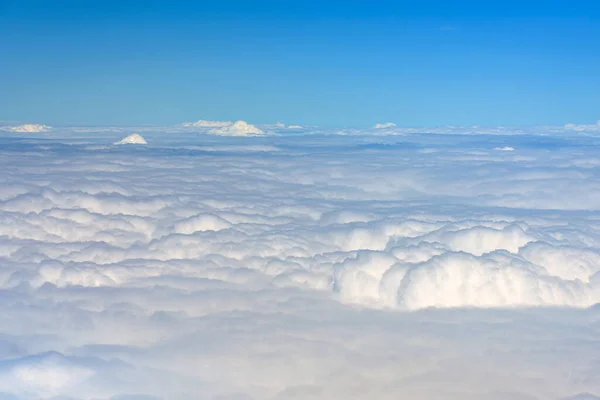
180,119 -> 265,136
208,120 -> 265,136
374,122 -> 397,129
1,123 -> 52,133
113,133 -> 148,145
182,119 -> 233,128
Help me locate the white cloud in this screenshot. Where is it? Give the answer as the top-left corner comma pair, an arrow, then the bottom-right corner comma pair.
494,146 -> 515,151
182,119 -> 233,128
0,127 -> 599,399
374,122 -> 396,129
2,123 -> 52,132
171,213 -> 232,234
564,122 -> 600,132
0,352 -> 94,397
320,122 -> 600,136
180,119 -> 265,136
209,120 -> 265,136
113,133 -> 148,145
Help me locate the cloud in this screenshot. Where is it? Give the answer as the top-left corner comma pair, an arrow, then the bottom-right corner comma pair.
209,120 -> 265,136
494,146 -> 515,151
1,124 -> 52,133
113,133 -> 148,145
564,122 -> 600,132
170,213 -> 232,234
320,122 -> 600,136
182,120 -> 233,128
180,120 -> 265,136
0,352 -> 94,397
374,122 -> 396,129
0,128 -> 599,399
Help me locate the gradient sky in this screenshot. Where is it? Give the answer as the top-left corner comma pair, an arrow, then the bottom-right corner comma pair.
1,0 -> 599,127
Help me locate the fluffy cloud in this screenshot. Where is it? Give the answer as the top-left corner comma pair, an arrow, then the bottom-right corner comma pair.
180,120 -> 265,136
0,127 -> 599,399
374,122 -> 397,129
1,123 -> 52,132
208,120 -> 265,136
182,119 -> 233,128
494,146 -> 515,151
113,133 -> 148,145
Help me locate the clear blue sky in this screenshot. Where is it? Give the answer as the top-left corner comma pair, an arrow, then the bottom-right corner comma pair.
1,0 -> 599,127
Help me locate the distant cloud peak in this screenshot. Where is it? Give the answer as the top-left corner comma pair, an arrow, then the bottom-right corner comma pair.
2,123 -> 52,133
114,133 -> 147,145
182,119 -> 232,128
374,122 -> 396,129
209,120 -> 265,136
181,119 -> 265,136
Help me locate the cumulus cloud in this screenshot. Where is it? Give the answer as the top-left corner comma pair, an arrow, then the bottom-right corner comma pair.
374,122 -> 396,129
208,120 -> 265,136
182,119 -> 233,128
1,123 -> 52,132
0,127 -> 599,399
494,146 -> 515,151
180,119 -> 265,136
113,133 -> 147,145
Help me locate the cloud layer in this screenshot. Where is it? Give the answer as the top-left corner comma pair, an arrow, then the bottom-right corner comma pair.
0,127 -> 599,399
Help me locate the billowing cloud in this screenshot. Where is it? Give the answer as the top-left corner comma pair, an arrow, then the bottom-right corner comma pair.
113,133 -> 148,145
182,119 -> 233,128
209,120 -> 265,136
2,123 -> 52,132
374,122 -> 397,129
0,126 -> 599,399
180,119 -> 265,136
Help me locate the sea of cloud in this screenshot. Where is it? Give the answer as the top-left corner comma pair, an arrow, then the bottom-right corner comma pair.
1,125 -> 600,399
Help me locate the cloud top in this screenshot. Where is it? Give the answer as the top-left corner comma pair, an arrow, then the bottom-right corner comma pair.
180,119 -> 265,136
113,133 -> 147,145
209,120 -> 265,136
182,119 -> 232,128
2,123 -> 52,132
374,122 -> 397,129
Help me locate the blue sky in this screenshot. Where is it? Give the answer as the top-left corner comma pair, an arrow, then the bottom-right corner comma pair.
1,0 -> 599,127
